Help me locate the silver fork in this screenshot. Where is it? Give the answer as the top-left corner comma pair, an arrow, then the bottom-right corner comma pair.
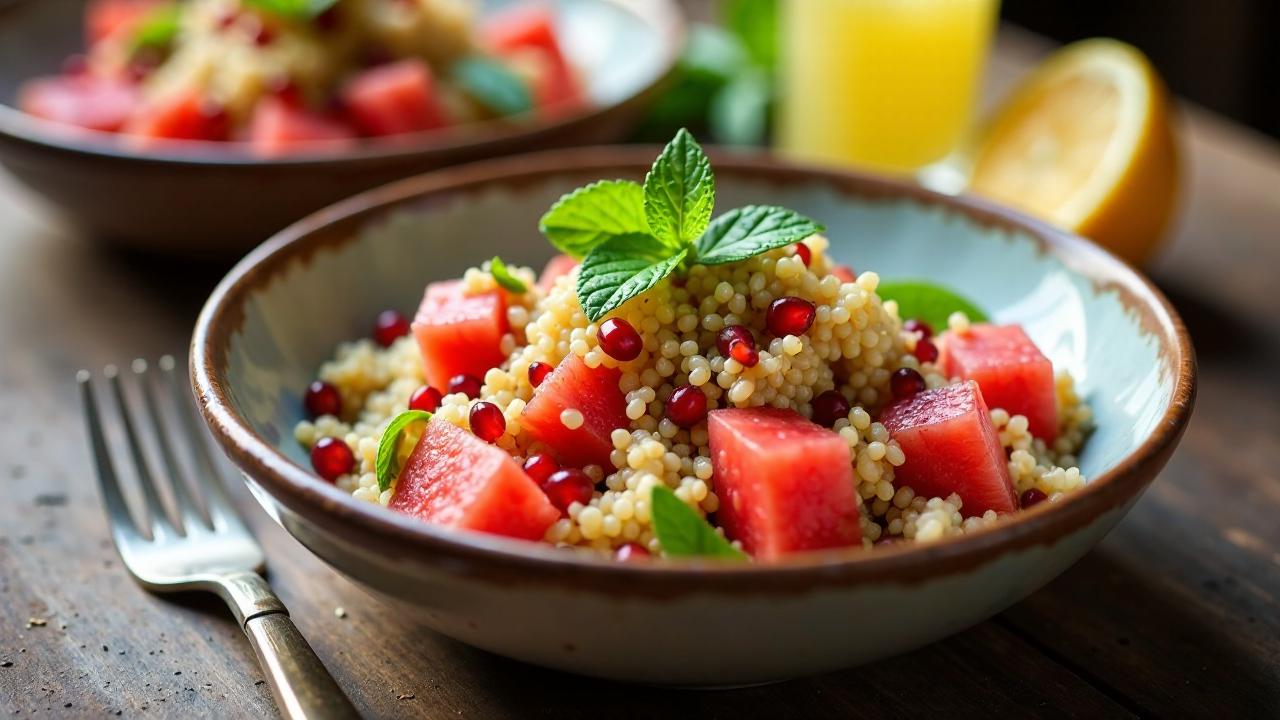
79,356 -> 360,720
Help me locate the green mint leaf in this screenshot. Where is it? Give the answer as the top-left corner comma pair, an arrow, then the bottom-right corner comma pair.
650,486 -> 747,559
694,205 -> 823,265
242,0 -> 337,21
489,256 -> 528,294
723,0 -> 778,70
643,128 -> 715,248
576,234 -> 687,322
538,180 -> 647,259
375,410 -> 432,492
877,280 -> 990,331
452,57 -> 533,117
708,68 -> 771,147
130,4 -> 181,54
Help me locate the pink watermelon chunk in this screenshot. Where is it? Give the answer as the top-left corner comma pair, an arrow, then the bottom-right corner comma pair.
708,407 -> 860,559
939,324 -> 1058,441
85,0 -> 163,46
19,74 -> 139,133
879,381 -> 1016,517
341,59 -> 447,137
519,354 -> 627,469
389,417 -> 559,540
412,280 -> 509,391
247,96 -> 356,156
537,254 -> 577,292
482,5 -> 583,115
122,91 -> 230,141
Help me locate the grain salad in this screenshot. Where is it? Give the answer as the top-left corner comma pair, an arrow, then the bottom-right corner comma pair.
294,131 -> 1091,562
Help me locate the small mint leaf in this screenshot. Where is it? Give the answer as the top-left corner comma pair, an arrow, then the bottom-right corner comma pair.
489,256 -> 528,294
650,486 -> 747,559
877,280 -> 990,331
130,4 -> 181,54
375,410 -> 432,492
452,57 -> 532,117
243,0 -> 337,20
576,234 -> 687,323
694,205 -> 823,265
538,180 -> 647,259
643,128 -> 715,248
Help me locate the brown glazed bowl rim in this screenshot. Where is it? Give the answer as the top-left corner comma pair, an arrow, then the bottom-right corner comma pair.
191,147 -> 1196,595
0,0 -> 684,168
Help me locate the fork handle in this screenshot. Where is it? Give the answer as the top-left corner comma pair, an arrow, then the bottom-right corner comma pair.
244,612 -> 362,720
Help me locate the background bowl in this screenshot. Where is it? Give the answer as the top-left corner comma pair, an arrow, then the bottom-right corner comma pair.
192,148 -> 1195,686
0,0 -> 682,255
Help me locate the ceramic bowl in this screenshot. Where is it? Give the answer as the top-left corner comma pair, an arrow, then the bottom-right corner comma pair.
0,0 -> 682,255
191,148 -> 1195,686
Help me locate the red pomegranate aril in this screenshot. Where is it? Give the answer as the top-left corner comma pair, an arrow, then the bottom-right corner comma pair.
522,454 -> 559,484
766,296 -> 816,336
729,339 -> 759,368
598,318 -> 642,361
215,10 -> 238,30
913,338 -> 939,364
250,19 -> 276,46
448,373 -> 482,398
408,385 -> 442,413
716,325 -> 754,359
791,242 -> 812,267
903,318 -> 934,339
373,309 -> 410,347
614,542 -> 650,562
469,401 -> 506,442
1020,488 -> 1048,508
304,380 -> 342,418
528,361 -> 553,388
665,385 -> 707,428
541,468 -> 594,512
310,436 -> 354,481
811,389 -> 851,428
890,367 -> 926,399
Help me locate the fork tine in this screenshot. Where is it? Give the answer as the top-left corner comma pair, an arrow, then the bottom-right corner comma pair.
107,361 -> 179,539
158,355 -> 245,532
79,370 -> 145,548
137,359 -> 212,534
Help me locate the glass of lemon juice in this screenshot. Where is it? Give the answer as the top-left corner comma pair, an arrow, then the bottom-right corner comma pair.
777,0 -> 999,189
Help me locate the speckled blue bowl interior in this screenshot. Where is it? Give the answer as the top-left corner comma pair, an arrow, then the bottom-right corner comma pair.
221,171 -> 1173,490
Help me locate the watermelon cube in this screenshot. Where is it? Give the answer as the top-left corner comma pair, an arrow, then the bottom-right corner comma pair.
519,354 -> 627,469
708,407 -> 860,559
412,280 -> 510,391
122,91 -> 229,141
482,5 -> 582,114
879,381 -> 1017,517
536,254 -> 577,292
389,417 -> 559,541
19,74 -> 139,133
85,0 -> 163,46
341,59 -> 447,137
940,324 -> 1058,441
247,97 -> 356,157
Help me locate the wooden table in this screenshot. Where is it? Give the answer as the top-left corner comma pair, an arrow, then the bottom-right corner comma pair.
2,29 -> 1278,719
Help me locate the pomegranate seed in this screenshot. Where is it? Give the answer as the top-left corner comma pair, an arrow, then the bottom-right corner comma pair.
250,19 -> 275,46
469,402 -> 505,442
598,318 -> 642,361
729,340 -> 759,368
766,296 -> 816,336
890,367 -> 926,399
811,390 -> 850,427
903,319 -> 934,339
614,542 -> 650,562
791,243 -> 812,267
304,380 -> 342,418
1021,488 -> 1048,508
528,361 -> 553,387
408,385 -> 442,413
716,325 -> 754,358
522,454 -> 559,484
542,469 -> 594,512
913,338 -> 939,364
665,385 -> 707,428
448,374 -> 482,398
373,310 -> 410,347
310,437 -> 353,481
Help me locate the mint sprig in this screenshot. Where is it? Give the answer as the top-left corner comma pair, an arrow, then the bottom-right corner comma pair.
130,4 -> 181,55
452,57 -> 532,117
876,280 -> 990,331
650,486 -> 747,559
242,0 -> 337,21
539,129 -> 823,322
375,410 -> 432,492
489,256 -> 528,294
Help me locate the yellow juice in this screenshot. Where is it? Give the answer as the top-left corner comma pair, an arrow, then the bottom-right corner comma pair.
777,0 -> 999,173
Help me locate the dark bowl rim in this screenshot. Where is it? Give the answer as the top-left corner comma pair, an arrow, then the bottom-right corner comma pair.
0,0 -> 684,167
191,146 -> 1197,594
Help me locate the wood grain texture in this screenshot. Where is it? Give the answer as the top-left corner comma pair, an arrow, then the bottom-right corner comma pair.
2,23 -> 1279,719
